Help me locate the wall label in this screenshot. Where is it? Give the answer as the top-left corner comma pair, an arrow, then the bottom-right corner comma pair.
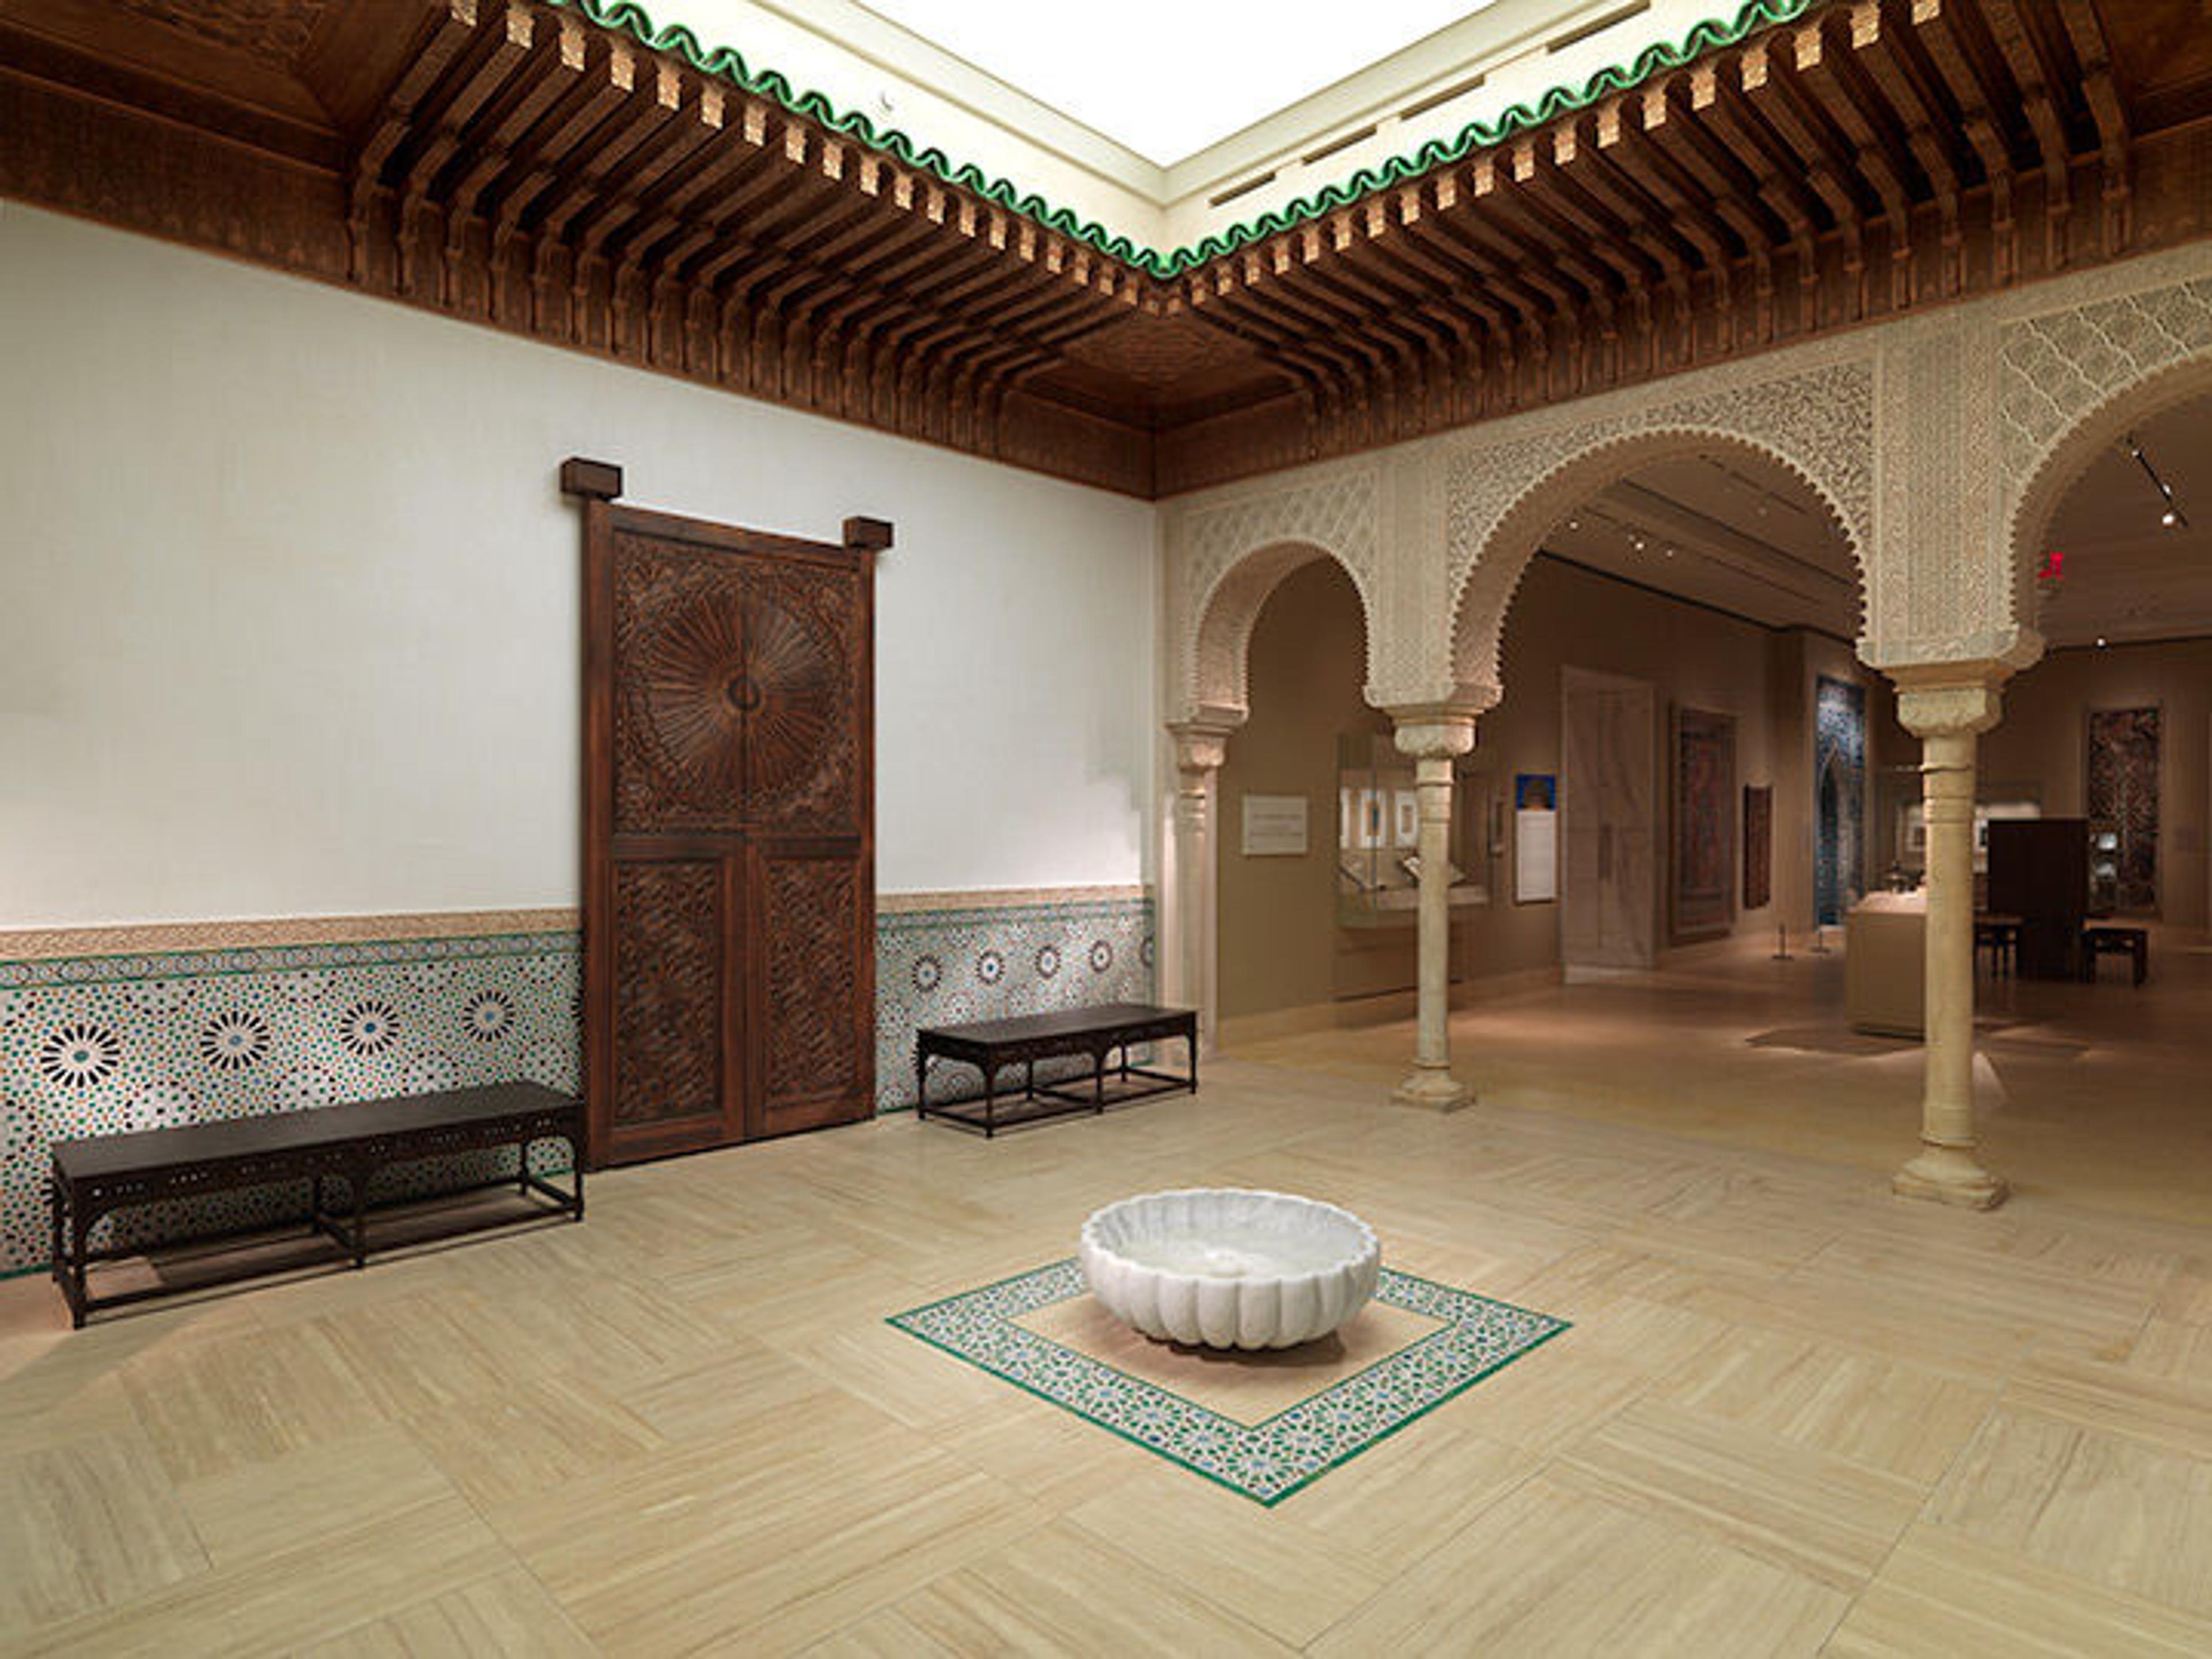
1242,794 -> 1310,857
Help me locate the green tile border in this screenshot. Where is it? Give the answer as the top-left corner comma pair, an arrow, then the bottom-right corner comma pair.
889,1257 -> 1568,1505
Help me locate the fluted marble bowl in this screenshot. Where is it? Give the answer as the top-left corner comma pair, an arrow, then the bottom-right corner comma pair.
1079,1188 -> 1381,1350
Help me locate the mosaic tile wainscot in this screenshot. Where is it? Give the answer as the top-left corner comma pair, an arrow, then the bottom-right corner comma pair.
1,888 -> 1156,1275
875,888 -> 1158,1114
0,927 -> 585,1275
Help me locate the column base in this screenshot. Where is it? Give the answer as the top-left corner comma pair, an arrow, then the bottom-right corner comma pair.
1892,1145 -> 2008,1210
1391,1069 -> 1471,1113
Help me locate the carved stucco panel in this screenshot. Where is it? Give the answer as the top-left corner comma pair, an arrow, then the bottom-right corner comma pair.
1998,279 -> 2212,483
1369,444 -> 1454,709
1995,271 -> 2212,638
1442,360 -> 1876,692
1871,324 -> 1987,664
1168,461 -> 1381,718
1157,243 -> 2212,736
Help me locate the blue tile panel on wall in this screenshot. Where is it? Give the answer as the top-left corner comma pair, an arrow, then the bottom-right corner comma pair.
876,895 -> 1158,1113
0,892 -> 1157,1274
1814,675 -> 1867,927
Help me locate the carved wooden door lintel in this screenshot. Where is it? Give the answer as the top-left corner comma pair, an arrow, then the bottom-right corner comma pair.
565,457 -> 889,1166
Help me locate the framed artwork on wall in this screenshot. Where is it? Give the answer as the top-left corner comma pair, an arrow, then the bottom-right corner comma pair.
2086,706 -> 2160,912
1743,783 -> 1772,911
1513,772 -> 1558,904
1672,707 -> 1736,942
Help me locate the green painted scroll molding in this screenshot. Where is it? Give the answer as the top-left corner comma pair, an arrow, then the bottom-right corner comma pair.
544,0 -> 1817,278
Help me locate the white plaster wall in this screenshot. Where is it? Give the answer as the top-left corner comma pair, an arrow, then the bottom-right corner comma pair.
0,203 -> 1157,927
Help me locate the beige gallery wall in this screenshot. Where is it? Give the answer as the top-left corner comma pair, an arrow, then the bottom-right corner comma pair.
1216,554 -> 1870,1025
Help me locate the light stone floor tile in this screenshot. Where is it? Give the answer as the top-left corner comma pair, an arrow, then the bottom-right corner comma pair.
772,1315 -> 1021,1433
2123,1317 -> 2212,1388
1656,1325 -> 2000,1484
234,1246 -> 462,1332
1425,1333 -> 1656,1454
615,1334 -> 855,1445
0,1365 -> 142,1460
486,1419 -> 1052,1657
935,1394 -> 1155,1517
1308,1474 -> 1850,1657
1998,1351 -> 2212,1459
1513,1289 -> 1737,1380
0,1429 -> 211,1631
1825,1521 -> 2212,1658
294,1566 -> 601,1658
1064,1464 -> 1397,1646
2156,1271 -> 2212,1326
800,1605 -> 961,1658
1927,1406 -> 2212,1617
1799,1233 -> 2158,1354
12,1495 -> 510,1658
1275,1419 -> 1542,1568
661,1241 -> 906,1340
1,934 -> 2209,1653
848,1523 -> 1300,1656
174,1422 -> 454,1569
400,1368 -> 667,1510
1551,1397 -> 1927,1592
120,1316 -> 389,1484
456,1271 -> 734,1387
306,1289 -> 529,1418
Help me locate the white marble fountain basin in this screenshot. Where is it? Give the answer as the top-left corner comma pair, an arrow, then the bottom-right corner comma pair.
1080,1189 -> 1381,1350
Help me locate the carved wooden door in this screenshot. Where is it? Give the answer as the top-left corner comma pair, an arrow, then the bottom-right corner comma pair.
566,460 -> 886,1165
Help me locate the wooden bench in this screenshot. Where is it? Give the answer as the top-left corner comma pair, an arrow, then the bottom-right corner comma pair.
915,1002 -> 1198,1137
2082,922 -> 2149,987
49,1081 -> 584,1327
1974,912 -> 2022,978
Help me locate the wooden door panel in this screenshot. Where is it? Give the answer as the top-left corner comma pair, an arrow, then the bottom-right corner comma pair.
612,535 -> 752,836
737,563 -> 865,836
607,858 -> 737,1154
573,463 -> 881,1167
751,843 -> 872,1138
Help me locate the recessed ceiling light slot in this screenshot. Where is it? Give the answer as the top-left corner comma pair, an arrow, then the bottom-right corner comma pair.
1209,170 -> 1277,207
1400,72 -> 1487,123
1302,124 -> 1378,167
1547,1 -> 1650,55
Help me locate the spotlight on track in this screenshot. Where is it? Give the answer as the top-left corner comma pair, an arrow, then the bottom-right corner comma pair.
2124,434 -> 2189,531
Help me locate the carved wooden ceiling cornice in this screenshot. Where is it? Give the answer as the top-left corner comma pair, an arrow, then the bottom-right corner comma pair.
2,0 -> 2207,498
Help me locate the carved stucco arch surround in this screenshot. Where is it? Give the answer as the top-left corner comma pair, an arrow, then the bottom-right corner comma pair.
1443,361 -> 1878,698
1997,271 -> 2212,633
1168,462 -> 1383,726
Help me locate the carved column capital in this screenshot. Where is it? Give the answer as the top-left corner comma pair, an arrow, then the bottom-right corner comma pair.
1167,712 -> 1244,775
1889,662 -> 2009,740
1385,703 -> 1482,762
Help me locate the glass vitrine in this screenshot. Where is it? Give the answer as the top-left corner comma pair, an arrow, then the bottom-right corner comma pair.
1333,732 -> 1495,924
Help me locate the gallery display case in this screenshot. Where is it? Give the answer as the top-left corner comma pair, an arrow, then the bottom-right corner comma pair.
1333,733 -> 1495,925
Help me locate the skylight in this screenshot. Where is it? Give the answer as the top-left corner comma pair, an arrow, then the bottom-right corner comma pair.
858,0 -> 1498,164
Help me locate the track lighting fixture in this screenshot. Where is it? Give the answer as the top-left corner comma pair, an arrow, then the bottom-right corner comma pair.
2124,434 -> 2189,531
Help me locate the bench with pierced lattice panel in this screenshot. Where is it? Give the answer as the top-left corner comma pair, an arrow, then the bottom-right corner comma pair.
48,1081 -> 583,1327
915,1002 -> 1198,1137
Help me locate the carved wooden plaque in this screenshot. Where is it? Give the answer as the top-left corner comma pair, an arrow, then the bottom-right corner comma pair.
570,463 -> 882,1165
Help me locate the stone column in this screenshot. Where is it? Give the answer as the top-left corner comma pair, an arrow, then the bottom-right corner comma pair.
1388,708 -> 1478,1111
1892,676 -> 2007,1209
1165,718 -> 1238,1051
